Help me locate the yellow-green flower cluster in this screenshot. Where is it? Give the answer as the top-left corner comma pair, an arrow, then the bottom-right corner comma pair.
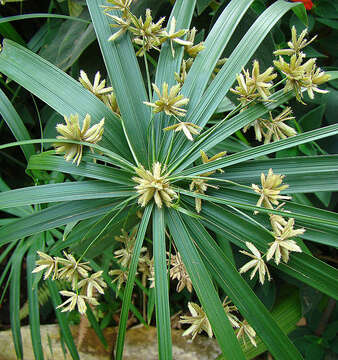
239,170 -> 305,285
104,1 -> 192,57
54,113 -> 104,166
33,251 -> 107,314
273,27 -> 330,102
110,228 -> 153,295
244,107 -> 297,144
190,150 -> 226,213
230,60 -> 277,107
79,70 -> 120,114
180,298 -> 256,347
133,162 -> 177,208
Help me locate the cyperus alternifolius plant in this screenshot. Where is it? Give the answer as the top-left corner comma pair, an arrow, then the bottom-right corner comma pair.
0,1 -> 337,360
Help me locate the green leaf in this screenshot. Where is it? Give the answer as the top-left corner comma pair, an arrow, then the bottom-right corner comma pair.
0,181 -> 134,209
154,0 -> 196,159
196,0 -> 211,15
168,209 -> 246,360
27,235 -> 45,360
172,0 -> 298,160
291,3 -> 308,26
198,200 -> 338,299
47,279 -> 80,360
38,11 -> 96,71
299,105 -> 326,132
153,207 -> 172,360
9,241 -> 25,359
0,39 -> 131,159
115,204 -> 153,360
86,0 -> 150,165
0,14 -> 91,25
0,198 -> 125,247
183,215 -> 303,360
0,88 -> 35,162
28,152 -> 134,183
176,124 -> 338,177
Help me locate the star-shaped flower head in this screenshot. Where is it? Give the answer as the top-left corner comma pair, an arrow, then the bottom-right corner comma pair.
252,169 -> 291,212
114,228 -> 147,268
78,271 -> 107,298
273,54 -> 316,102
239,242 -> 271,285
56,291 -> 99,315
223,297 -> 240,329
274,26 -> 317,57
247,60 -> 277,100
267,218 -> 304,265
103,0 -> 133,18
160,16 -> 192,57
54,114 -> 104,166
144,82 -> 189,117
130,9 -> 166,55
169,252 -> 193,293
301,64 -> 331,100
180,302 -> 213,340
260,107 -> 297,144
184,27 -> 205,58
189,150 -> 225,213
164,121 -> 201,141
133,162 -> 177,208
56,252 -> 92,289
230,60 -> 276,106
79,71 -> 113,99
109,268 -> 129,295
236,320 -> 257,347
32,251 -> 58,280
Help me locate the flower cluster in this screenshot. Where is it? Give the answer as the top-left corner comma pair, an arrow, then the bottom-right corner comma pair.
190,150 -> 226,213
79,70 -> 120,114
180,298 -> 256,347
168,251 -> 192,293
230,60 -> 277,107
33,251 -> 106,314
133,162 -> 177,208
54,113 -> 104,166
104,1 -> 192,57
239,169 -> 305,284
110,228 -> 153,294
274,27 -> 330,102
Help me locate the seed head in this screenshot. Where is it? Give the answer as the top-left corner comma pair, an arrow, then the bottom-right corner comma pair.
274,26 -> 317,57
56,291 -> 99,315
180,302 -> 213,340
239,242 -> 271,285
133,162 -> 177,208
163,121 -> 201,141
169,252 -> 193,293
54,114 -> 104,166
267,218 -> 304,265
252,169 -> 291,212
144,82 -> 189,117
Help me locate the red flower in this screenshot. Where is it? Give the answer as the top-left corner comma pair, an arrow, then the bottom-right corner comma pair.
291,0 -> 314,10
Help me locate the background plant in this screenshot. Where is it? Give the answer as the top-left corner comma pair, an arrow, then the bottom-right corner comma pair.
0,1 -> 337,360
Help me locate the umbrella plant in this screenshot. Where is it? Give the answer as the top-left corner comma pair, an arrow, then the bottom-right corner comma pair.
0,0 -> 337,359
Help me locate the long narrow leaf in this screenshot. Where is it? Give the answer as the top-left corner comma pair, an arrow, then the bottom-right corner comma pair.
183,215 -> 303,360
0,198 -> 124,247
153,207 -> 172,360
0,181 -> 133,209
0,88 -> 35,161
0,39 -> 131,159
168,209 -> 245,360
47,280 -> 80,360
27,235 -> 45,360
115,204 -> 153,360
87,0 -> 150,165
